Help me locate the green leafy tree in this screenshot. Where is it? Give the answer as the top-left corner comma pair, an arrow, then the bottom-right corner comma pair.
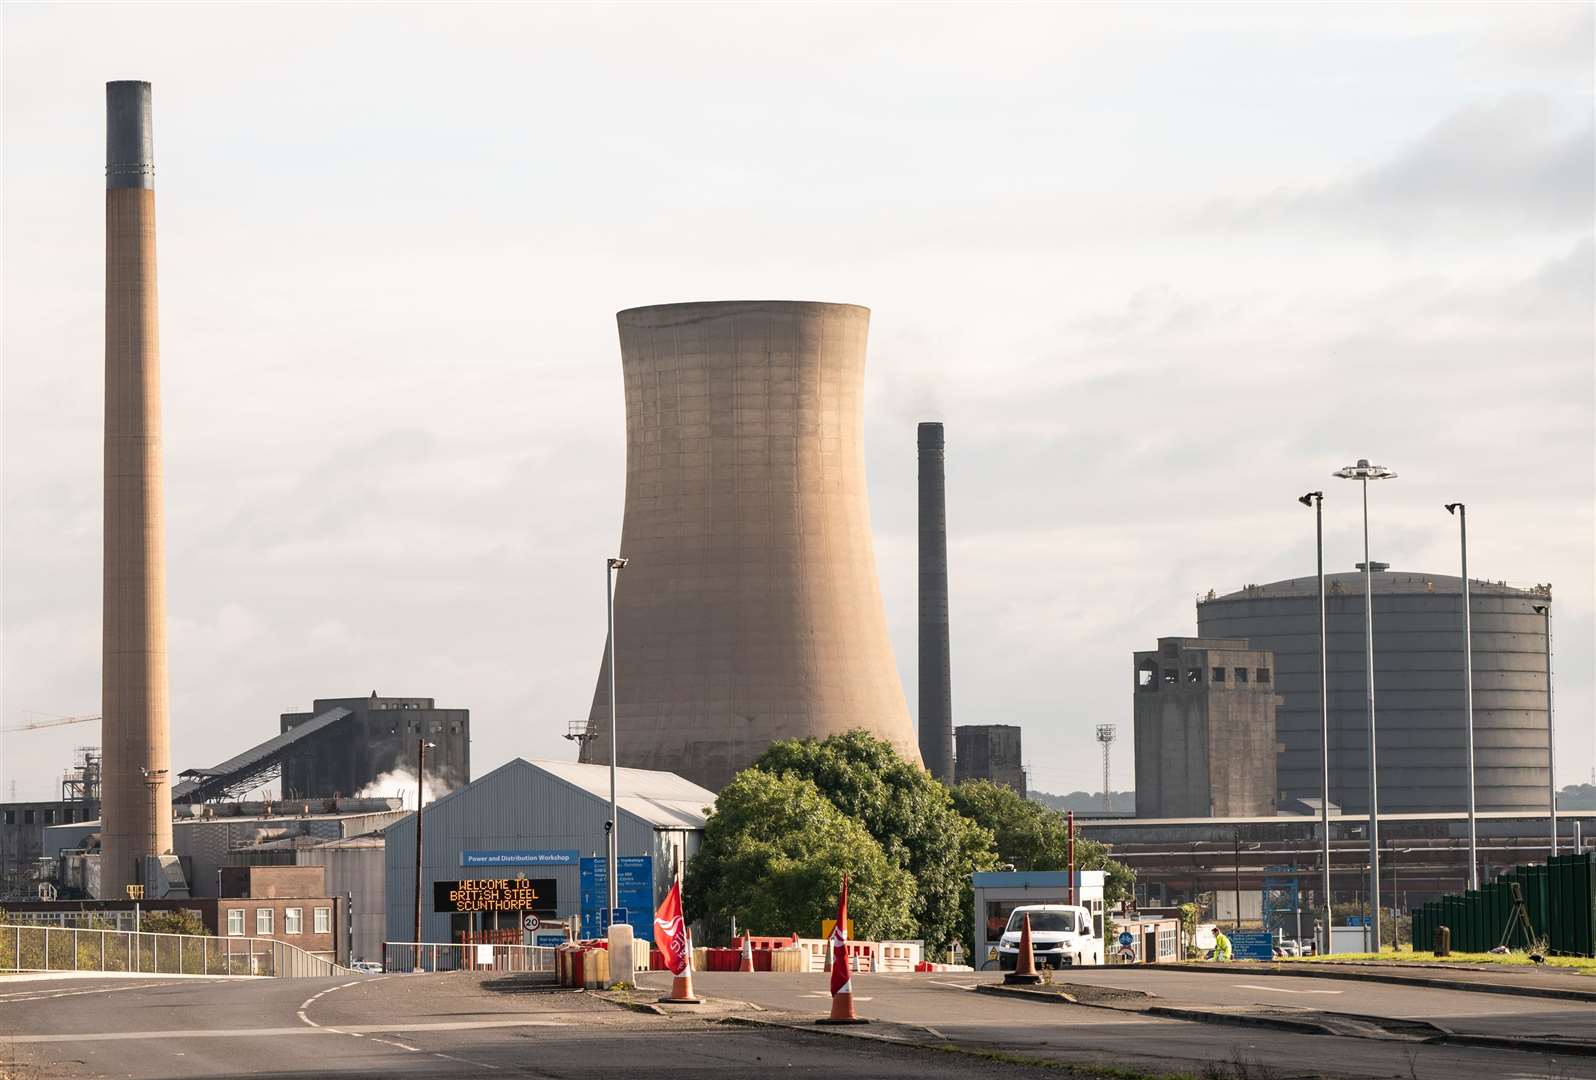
140,909 -> 211,936
753,731 -> 998,955
684,770 -> 915,943
951,779 -> 1135,905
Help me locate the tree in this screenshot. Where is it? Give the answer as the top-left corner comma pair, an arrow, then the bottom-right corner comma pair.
753,731 -> 998,955
684,770 -> 915,943
139,909 -> 210,936
951,779 -> 1135,905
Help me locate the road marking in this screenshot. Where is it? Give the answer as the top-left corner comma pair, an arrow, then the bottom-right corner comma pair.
6,1019 -> 572,1044
1232,984 -> 1343,995
434,1052 -> 500,1070
0,982 -> 213,1003
929,980 -> 977,991
922,1025 -> 947,1039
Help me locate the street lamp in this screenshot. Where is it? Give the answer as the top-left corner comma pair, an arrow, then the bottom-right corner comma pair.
414,738 -> 437,956
1533,603 -> 1556,856
1299,491 -> 1332,954
605,555 -> 629,926
1445,503 -> 1479,889
1333,458 -> 1395,953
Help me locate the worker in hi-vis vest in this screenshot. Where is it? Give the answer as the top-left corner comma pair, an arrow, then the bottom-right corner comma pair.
1212,929 -> 1232,961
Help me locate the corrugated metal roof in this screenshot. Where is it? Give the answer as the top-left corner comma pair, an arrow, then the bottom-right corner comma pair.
413,757 -> 715,830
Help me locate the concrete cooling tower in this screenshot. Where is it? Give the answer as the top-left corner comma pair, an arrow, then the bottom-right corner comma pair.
579,301 -> 919,791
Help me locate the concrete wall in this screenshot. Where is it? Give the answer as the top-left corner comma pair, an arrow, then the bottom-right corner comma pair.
580,301 -> 918,790
1198,573 -> 1552,813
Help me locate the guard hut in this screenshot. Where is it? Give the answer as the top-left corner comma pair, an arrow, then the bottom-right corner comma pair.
972,870 -> 1105,969
383,759 -> 712,953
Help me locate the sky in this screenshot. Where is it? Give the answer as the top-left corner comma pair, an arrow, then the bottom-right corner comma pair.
3,3 -> 1592,802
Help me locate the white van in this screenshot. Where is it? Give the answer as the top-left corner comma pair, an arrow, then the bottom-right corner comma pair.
996,904 -> 1103,969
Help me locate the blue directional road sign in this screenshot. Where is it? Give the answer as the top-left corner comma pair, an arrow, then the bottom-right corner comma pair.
1228,930 -> 1275,961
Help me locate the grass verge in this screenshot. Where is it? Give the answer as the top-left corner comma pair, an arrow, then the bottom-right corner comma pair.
1282,950 -> 1596,975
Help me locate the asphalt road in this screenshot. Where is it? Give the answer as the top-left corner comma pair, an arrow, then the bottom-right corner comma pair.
3,967 -> 1591,1080
635,969 -> 1596,1080
0,972 -> 1045,1080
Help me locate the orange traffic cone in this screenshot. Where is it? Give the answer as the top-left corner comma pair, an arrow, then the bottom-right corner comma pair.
658,930 -> 702,1004
1004,912 -> 1043,985
738,935 -> 755,973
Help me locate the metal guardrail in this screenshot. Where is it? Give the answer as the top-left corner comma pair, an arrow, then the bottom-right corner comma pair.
0,924 -> 352,978
384,941 -> 556,975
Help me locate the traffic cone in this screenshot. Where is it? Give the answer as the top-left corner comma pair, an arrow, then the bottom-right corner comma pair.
658,930 -> 702,1004
738,935 -> 755,973
816,945 -> 869,1025
1004,912 -> 1043,985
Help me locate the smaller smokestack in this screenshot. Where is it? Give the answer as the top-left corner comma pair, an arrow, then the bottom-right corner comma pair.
918,422 -> 953,783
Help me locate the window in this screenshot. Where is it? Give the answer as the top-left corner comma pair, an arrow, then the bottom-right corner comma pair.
228,909 -> 245,936
1162,668 -> 1178,686
1137,659 -> 1157,690
3,811 -> 13,825
43,809 -> 54,824
1257,668 -> 1271,684
1186,667 -> 1202,684
284,908 -> 303,935
1234,668 -> 1249,684
256,908 -> 274,935
23,810 -> 34,825
314,907 -> 331,935
1006,909 -> 1076,934
64,809 -> 75,823
1212,667 -> 1225,683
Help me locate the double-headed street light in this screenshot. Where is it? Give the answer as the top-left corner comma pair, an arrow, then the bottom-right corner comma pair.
605,556 -> 629,924
1298,490 -> 1332,955
1333,459 -> 1395,953
1533,603 -> 1556,856
1444,503 -> 1479,889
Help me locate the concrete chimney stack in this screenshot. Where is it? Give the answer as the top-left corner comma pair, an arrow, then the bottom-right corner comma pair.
917,422 -> 953,782
100,80 -> 172,894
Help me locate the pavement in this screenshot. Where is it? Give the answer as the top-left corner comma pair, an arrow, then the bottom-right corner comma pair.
2,963 -> 1592,1080
1178,960 -> 1596,1001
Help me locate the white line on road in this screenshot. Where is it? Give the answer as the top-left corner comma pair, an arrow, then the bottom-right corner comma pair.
1232,984 -> 1343,995
7,1019 -> 572,1044
434,1052 -> 500,1070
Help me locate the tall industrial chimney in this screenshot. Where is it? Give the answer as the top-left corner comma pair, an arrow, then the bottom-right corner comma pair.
917,422 -> 953,782
100,80 -> 172,895
580,301 -> 920,790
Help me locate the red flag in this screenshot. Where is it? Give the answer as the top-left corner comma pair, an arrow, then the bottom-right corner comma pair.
829,873 -> 851,996
653,880 -> 688,975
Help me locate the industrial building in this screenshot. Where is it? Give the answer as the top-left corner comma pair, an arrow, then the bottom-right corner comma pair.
578,301 -> 920,791
279,694 -> 470,799
385,758 -> 712,948
1197,572 -> 1552,814
0,749 -> 101,899
954,725 -> 1026,792
1133,637 -> 1279,817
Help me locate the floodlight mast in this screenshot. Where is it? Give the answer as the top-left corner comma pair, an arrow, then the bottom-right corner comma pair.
1299,490 -> 1331,954
1332,459 -> 1395,953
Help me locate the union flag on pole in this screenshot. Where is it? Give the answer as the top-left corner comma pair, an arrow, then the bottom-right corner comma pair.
829,873 -> 851,996
653,879 -> 689,975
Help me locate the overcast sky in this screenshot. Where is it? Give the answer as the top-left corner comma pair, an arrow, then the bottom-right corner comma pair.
3,3 -> 1592,802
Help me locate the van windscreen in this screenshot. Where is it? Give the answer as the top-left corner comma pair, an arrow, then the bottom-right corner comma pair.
1008,910 -> 1075,933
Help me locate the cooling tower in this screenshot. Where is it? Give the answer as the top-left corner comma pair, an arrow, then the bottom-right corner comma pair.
580,301 -> 919,791
917,422 -> 953,782
100,80 -> 173,894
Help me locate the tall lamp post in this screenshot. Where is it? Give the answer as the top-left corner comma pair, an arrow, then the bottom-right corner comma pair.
1444,503 -> 1479,889
1533,602 -> 1556,856
605,555 -> 629,925
413,738 -> 436,956
1299,490 -> 1332,953
1333,458 -> 1395,953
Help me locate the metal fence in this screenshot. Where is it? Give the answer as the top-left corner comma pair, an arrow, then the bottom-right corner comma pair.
384,941 -> 556,975
0,924 -> 352,978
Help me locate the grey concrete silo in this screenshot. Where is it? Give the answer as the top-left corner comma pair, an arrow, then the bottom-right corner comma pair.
1196,572 -> 1551,814
580,301 -> 919,791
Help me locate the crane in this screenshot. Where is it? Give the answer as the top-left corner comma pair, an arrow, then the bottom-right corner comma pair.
1,713 -> 100,734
